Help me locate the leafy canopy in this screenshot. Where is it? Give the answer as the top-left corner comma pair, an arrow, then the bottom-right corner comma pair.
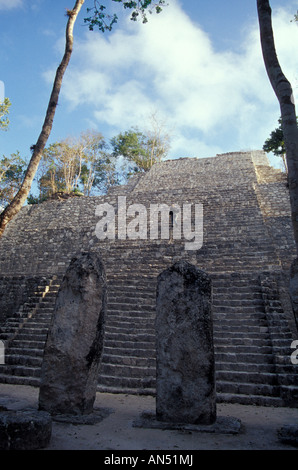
263,117 -> 298,158
84,0 -> 167,32
0,98 -> 11,131
0,152 -> 27,207
263,117 -> 285,157
111,126 -> 169,172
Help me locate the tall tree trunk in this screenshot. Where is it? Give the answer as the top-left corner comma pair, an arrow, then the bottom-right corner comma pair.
257,0 -> 298,253
0,0 -> 85,237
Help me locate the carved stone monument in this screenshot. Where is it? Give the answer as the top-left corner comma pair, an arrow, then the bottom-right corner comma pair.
39,252 -> 106,416
156,260 -> 216,425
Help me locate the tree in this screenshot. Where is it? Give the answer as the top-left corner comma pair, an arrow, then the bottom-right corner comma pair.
0,152 -> 27,208
79,129 -> 113,195
30,130 -> 120,201
263,117 -> 287,173
111,113 -> 171,172
111,129 -> 150,172
0,98 -> 11,131
37,141 -> 82,198
257,0 -> 298,253
84,0 -> 166,31
0,0 -> 85,237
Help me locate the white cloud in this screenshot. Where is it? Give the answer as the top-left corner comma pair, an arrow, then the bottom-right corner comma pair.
58,0 -> 298,158
0,0 -> 23,10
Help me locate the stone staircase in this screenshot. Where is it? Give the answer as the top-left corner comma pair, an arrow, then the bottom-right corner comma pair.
0,276 -> 60,386
0,247 -> 297,407
98,264 -> 158,395
212,272 -> 297,407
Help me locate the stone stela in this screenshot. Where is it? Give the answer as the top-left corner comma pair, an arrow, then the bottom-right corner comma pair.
38,252 -> 106,416
155,261 -> 216,425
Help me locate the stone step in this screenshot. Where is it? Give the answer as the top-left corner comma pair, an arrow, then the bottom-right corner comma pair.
12,332 -> 47,342
107,303 -> 154,313
214,352 -> 275,364
213,324 -> 269,332
98,373 -> 156,390
106,318 -> 155,328
97,383 -> 156,396
6,347 -> 44,358
104,332 -> 155,343
0,364 -> 40,378
213,311 -> 267,319
106,310 -> 155,320
0,373 -> 40,386
105,326 -> 155,336
216,361 -> 276,373
213,299 -> 264,307
216,392 -> 283,407
214,344 -> 273,354
8,340 -> 46,349
100,363 -> 155,378
213,336 -> 272,346
103,346 -> 155,358
5,354 -> 43,367
213,305 -> 265,314
215,370 -> 279,385
108,292 -> 156,301
101,354 -> 156,368
102,339 -> 155,351
216,379 -> 280,397
19,323 -> 50,331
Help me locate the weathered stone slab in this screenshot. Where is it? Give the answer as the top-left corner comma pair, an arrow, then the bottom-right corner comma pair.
156,261 -> 216,425
278,425 -> 298,447
133,411 -> 242,434
39,252 -> 106,416
0,409 -> 52,450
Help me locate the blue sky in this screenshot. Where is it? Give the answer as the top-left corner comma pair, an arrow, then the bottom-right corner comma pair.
0,0 -> 297,183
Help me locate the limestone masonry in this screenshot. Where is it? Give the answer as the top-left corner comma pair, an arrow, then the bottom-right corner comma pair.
0,151 -> 298,407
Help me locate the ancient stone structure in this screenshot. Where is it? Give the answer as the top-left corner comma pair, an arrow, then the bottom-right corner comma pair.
38,253 -> 106,415
156,261 -> 215,424
0,151 -> 297,407
0,409 -> 52,450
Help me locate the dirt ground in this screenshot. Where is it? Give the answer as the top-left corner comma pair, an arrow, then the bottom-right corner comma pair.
0,383 -> 297,453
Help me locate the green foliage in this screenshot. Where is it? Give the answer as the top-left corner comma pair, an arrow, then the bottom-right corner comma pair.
263,117 -> 285,157
111,121 -> 170,173
111,129 -> 150,172
0,98 -> 11,131
84,0 -> 166,32
27,193 -> 48,205
263,116 -> 298,173
263,117 -> 298,157
33,130 -> 120,201
0,152 -> 27,207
